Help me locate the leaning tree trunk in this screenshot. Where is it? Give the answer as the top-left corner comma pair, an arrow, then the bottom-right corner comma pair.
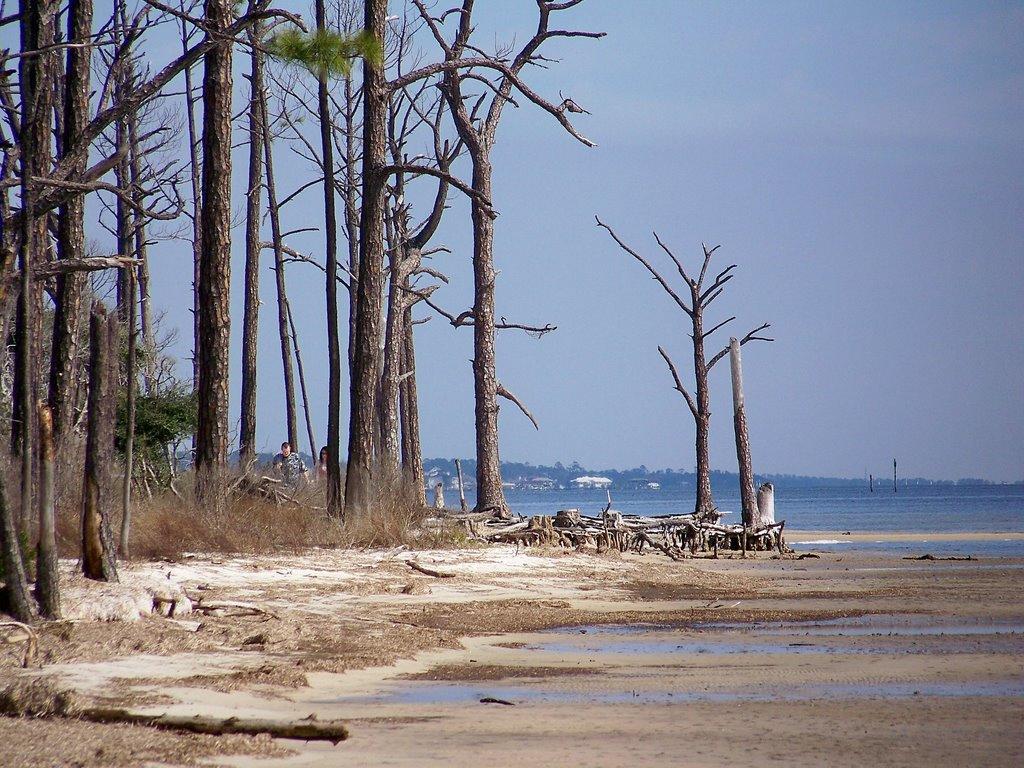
36,402 -> 60,618
238,26 -> 264,470
49,0 -> 93,445
345,0 -> 388,518
81,305 -> 119,582
315,0 -> 344,515
194,0 -> 234,502
0,471 -> 33,622
258,90 -> 298,452
469,161 -> 508,518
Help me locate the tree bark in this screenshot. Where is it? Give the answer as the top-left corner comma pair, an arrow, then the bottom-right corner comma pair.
195,0 -> 234,501
729,337 -> 758,527
468,161 -> 508,517
691,309 -> 715,518
82,304 -> 119,582
49,0 -> 93,445
239,25 -> 264,470
345,0 -> 388,518
399,308 -> 425,506
35,402 -> 60,618
119,267 -> 137,559
0,471 -> 33,622
316,0 -> 344,516
14,0 -> 55,536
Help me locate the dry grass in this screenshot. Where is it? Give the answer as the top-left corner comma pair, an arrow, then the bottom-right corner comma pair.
9,450 -> 465,563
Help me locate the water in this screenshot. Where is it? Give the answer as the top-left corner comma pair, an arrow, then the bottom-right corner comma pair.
485,484 -> 1024,555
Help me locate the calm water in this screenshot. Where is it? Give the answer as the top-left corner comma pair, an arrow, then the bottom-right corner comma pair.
485,485 -> 1024,556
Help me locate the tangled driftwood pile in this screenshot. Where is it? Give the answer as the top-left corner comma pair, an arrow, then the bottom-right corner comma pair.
427,507 -> 788,560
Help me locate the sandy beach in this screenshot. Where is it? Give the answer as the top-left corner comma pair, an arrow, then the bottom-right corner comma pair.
2,543 -> 1022,767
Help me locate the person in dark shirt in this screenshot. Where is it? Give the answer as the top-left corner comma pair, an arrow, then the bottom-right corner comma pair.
272,441 -> 307,486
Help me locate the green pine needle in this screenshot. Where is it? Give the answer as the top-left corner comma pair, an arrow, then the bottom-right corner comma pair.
269,27 -> 382,79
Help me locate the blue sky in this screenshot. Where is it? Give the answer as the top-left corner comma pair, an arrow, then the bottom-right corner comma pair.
59,1 -> 1024,480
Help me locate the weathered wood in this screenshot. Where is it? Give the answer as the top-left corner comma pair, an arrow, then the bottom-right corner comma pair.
729,337 -> 758,528
81,304 -> 118,583
76,708 -> 348,742
433,482 -> 445,510
754,482 -> 775,529
406,560 -> 456,579
455,458 -> 468,512
35,402 -> 60,619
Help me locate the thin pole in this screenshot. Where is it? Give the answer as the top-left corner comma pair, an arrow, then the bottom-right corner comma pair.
455,458 -> 468,512
893,458 -> 897,493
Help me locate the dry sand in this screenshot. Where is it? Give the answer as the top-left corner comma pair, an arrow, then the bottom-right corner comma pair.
1,545 -> 1022,767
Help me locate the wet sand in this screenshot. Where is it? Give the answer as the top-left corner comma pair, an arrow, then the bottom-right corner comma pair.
2,546 -> 1022,767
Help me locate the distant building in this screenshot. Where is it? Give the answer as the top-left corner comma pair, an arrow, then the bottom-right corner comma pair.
571,475 -> 612,489
645,481 -> 661,490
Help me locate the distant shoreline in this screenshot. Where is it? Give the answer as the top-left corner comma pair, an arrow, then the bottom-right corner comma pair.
787,530 -> 1024,542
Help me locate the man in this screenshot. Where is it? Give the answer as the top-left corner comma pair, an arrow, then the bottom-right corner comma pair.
272,441 -> 307,486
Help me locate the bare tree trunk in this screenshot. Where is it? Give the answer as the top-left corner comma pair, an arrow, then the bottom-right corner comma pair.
343,76 -> 359,374
399,308 -> 425,506
691,313 -> 714,518
345,0 -> 387,517
49,0 -> 93,444
0,471 -> 33,622
82,304 -> 118,582
180,14 -> 202,394
127,102 -> 154,394
194,0 -> 234,501
14,0 -> 55,536
315,0 -> 344,515
119,267 -> 137,558
286,301 -> 317,461
729,337 -> 758,527
469,162 -> 508,518
258,93 -> 298,452
238,25 -> 264,469
36,402 -> 60,618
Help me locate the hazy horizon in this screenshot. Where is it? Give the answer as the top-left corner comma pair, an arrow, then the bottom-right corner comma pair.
56,1 -> 1023,482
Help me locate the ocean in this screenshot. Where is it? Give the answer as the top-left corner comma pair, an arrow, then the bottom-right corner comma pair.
487,484 -> 1024,557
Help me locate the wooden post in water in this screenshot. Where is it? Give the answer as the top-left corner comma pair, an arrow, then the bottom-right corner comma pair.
729,337 -> 758,556
433,482 -> 445,510
893,458 -> 897,493
869,473 -> 874,493
455,459 -> 468,512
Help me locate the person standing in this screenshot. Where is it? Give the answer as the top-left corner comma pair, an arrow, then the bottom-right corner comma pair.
272,441 -> 307,486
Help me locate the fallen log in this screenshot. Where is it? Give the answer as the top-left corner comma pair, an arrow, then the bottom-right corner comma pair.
903,553 -> 975,562
191,600 -> 279,619
76,708 -> 349,742
405,560 -> 456,578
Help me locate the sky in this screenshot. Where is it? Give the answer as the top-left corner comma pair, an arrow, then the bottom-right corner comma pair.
59,1 -> 1024,481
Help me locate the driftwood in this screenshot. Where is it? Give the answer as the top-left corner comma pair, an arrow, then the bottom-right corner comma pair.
406,560 -> 456,579
0,621 -> 38,668
74,708 -> 348,742
429,506 -> 790,560
903,554 -> 975,562
231,475 -> 300,507
190,599 -> 279,619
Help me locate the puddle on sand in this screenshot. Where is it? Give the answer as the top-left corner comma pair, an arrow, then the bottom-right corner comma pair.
336,680 -> 1024,707
697,615 -> 1024,638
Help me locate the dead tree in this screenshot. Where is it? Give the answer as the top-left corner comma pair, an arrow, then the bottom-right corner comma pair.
596,218 -> 772,520
49,0 -> 94,446
0,470 -> 33,622
36,402 -> 60,618
239,21 -> 265,469
411,0 -> 602,517
82,304 -> 118,582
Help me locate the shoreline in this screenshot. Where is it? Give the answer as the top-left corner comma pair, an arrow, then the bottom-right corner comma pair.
787,530 -> 1024,542
2,547 -> 1022,767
